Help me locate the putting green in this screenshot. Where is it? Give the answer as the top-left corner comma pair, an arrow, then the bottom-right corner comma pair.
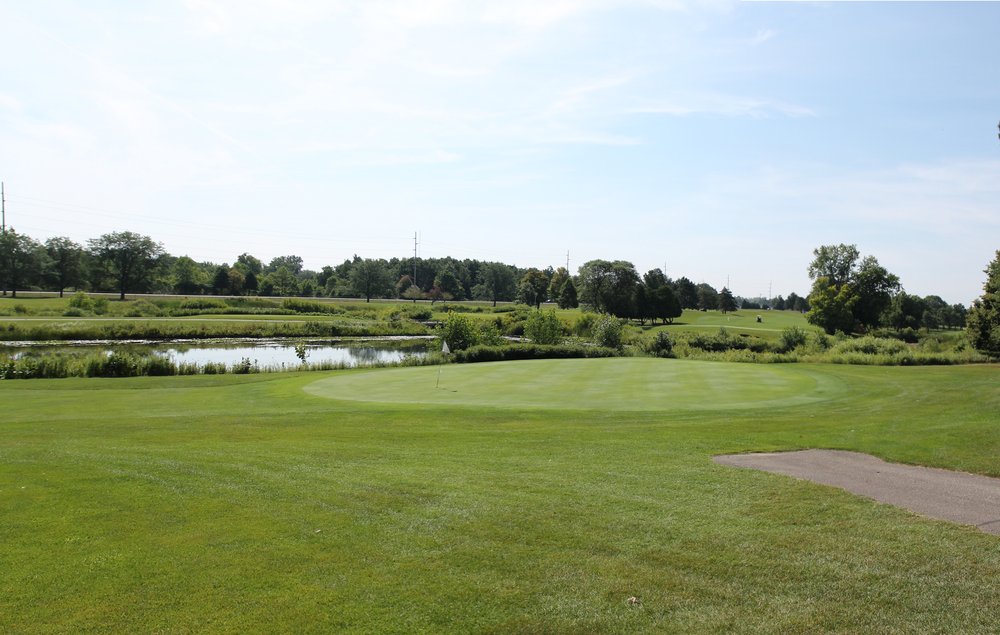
304,357 -> 845,411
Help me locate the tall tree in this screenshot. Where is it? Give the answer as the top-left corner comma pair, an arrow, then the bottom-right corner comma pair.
267,255 -> 303,275
173,256 -> 207,294
808,244 -> 860,287
852,256 -> 900,329
806,276 -> 858,334
557,278 -> 578,309
350,259 -> 392,302
547,267 -> 570,303
517,269 -> 550,309
87,231 -> 164,300
478,262 -> 516,307
718,287 -> 737,313
0,229 -> 43,298
673,277 -> 699,310
966,250 -> 1000,357
696,283 -> 718,311
43,236 -> 85,297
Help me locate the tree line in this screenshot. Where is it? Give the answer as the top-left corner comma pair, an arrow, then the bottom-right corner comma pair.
0,228 -> 804,317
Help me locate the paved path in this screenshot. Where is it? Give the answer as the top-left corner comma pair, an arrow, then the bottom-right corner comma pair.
714,449 -> 1000,535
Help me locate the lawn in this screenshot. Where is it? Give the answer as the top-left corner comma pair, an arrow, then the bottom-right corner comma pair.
2,360 -> 1000,632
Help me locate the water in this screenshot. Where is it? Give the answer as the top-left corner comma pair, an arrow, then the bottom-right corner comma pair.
2,338 -> 430,369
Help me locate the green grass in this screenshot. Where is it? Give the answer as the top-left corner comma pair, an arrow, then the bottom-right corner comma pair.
3,359 -> 1000,632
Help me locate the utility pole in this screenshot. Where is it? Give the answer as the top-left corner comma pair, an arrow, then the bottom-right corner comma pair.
412,231 -> 419,287
565,250 -> 570,272
1,181 -> 5,235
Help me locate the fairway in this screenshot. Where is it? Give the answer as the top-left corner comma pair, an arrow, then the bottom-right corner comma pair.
305,357 -> 844,410
3,361 -> 1000,633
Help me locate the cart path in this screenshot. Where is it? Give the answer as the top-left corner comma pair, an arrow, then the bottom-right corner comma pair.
714,449 -> 1000,535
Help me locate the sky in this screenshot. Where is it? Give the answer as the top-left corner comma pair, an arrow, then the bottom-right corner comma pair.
1,1 -> 998,303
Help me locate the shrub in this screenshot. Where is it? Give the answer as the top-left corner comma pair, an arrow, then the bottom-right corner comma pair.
439,312 -> 479,351
573,313 -> 600,337
524,310 -> 564,345
179,298 -> 227,310
779,326 -> 809,352
92,298 -> 109,315
68,292 -> 94,311
478,322 -> 506,347
645,331 -> 674,357
593,316 -> 624,349
452,343 -> 618,363
63,308 -> 85,317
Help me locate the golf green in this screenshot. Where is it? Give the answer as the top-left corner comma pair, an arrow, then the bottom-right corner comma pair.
305,357 -> 845,410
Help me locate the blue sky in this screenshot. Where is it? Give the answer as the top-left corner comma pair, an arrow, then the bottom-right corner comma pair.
1,1 -> 997,302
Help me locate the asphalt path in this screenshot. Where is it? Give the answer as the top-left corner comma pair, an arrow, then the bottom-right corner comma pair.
714,449 -> 1000,535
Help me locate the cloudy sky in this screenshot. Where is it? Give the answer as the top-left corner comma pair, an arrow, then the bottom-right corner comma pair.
1,1 -> 998,302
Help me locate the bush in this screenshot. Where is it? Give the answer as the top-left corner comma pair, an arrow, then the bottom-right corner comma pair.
778,326 -> 809,352
92,298 -> 109,315
63,308 -> 85,317
573,313 -> 600,337
644,331 -> 674,357
593,316 -> 624,349
124,300 -> 162,318
524,310 -> 564,345
179,298 -> 227,310
68,292 -> 94,311
439,312 -> 479,351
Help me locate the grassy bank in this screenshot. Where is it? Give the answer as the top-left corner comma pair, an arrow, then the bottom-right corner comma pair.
2,360 -> 1000,632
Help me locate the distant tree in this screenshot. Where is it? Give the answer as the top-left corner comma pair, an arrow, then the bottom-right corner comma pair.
439,312 -> 478,350
299,278 -> 316,297
696,283 -> 718,311
173,256 -> 207,295
674,277 -> 699,310
243,270 -> 259,294
653,284 -> 682,324
806,276 -> 858,334
235,253 -> 263,276
43,236 -> 85,297
87,231 -> 164,300
557,278 -> 579,309
0,229 -> 43,298
792,294 -> 810,313
212,265 -> 231,295
517,269 -> 550,309
883,292 -> 926,331
718,287 -> 737,313
396,275 -> 414,298
350,259 -> 392,302
547,267 -> 570,303
402,285 -> 424,303
966,250 -> 1000,356
632,283 -> 652,325
852,256 -> 900,330
269,266 -> 299,296
478,262 -> 516,307
268,255 -> 303,275
808,244 -> 860,287
227,267 -> 246,296
773,295 -> 786,311
434,266 -> 463,301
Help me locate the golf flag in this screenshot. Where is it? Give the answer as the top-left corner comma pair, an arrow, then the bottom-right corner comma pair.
441,340 -> 450,354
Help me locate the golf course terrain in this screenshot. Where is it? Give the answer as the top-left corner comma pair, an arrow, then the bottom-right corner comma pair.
3,358 -> 999,632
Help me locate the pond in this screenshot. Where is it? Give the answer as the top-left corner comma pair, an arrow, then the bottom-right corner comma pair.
1,337 -> 431,370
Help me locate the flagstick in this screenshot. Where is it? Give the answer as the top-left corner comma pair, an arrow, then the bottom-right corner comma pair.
437,340 -> 450,389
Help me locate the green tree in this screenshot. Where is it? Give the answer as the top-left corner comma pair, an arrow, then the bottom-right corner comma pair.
350,259 -> 392,302
653,285 -> 682,324
269,266 -> 299,296
805,277 -> 858,334
696,283 -> 718,311
267,255 -> 303,275
517,269 -> 549,309
547,267 -> 570,303
674,277 -> 699,309
0,229 -> 43,298
87,231 -> 164,300
43,236 -> 85,297
477,262 -> 516,307
433,266 -> 463,301
557,278 -> 579,309
235,253 -> 263,276
883,293 -> 926,331
212,265 -> 231,295
852,256 -> 900,330
965,250 -> 1000,356
173,256 -> 207,295
718,287 -> 737,313
808,244 -> 860,287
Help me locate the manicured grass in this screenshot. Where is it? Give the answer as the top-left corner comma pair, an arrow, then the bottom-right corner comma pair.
2,361 -> 1000,632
